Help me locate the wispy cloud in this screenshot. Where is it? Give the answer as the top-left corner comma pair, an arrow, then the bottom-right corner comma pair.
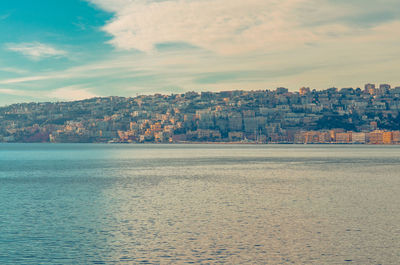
0,67 -> 28,75
0,88 -> 26,96
6,42 -> 67,60
0,75 -> 64,85
0,85 -> 97,101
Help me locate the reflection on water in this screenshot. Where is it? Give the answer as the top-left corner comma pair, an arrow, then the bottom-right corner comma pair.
0,144 -> 399,264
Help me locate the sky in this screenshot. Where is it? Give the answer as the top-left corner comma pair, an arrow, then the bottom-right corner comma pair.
0,0 -> 400,105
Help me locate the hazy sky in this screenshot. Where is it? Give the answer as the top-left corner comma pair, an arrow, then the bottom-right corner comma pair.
0,0 -> 400,105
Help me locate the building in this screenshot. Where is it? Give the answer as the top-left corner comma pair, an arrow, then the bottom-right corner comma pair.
336,132 -> 352,143
304,131 -> 319,144
383,131 -> 393,144
329,129 -> 345,142
378,84 -> 391,95
368,130 -> 384,144
299,87 -> 310,95
352,132 -> 366,144
365,83 -> 376,95
276,87 -> 289,94
392,131 -> 400,144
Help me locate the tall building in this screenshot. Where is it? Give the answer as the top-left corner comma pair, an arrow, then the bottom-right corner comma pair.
365,83 -> 376,95
378,84 -> 391,95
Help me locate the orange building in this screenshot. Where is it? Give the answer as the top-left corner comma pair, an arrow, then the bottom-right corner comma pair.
392,131 -> 400,144
383,132 -> 393,144
304,131 -> 320,144
368,130 -> 384,144
299,87 -> 310,95
329,129 -> 345,142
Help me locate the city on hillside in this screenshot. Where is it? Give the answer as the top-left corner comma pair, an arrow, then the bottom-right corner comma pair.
1,83 -> 400,144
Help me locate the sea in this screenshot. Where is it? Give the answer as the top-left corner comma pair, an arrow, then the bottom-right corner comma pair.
0,144 -> 399,264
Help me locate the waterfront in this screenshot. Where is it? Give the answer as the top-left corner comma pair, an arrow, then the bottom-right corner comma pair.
0,144 -> 399,264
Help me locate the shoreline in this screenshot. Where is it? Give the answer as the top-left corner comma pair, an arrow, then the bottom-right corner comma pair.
1,141 -> 400,145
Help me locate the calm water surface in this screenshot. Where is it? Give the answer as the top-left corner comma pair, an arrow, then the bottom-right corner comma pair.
0,144 -> 399,264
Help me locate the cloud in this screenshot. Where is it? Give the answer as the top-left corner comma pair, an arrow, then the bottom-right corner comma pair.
6,42 -> 67,60
1,0 -> 400,105
1,21 -> 400,96
0,86 -> 97,102
0,67 -> 28,75
48,86 -> 98,101
0,88 -> 26,96
0,76 -> 48,85
87,0 -> 400,55
89,0 -> 314,54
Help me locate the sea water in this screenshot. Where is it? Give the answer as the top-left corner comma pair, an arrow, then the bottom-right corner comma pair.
0,144 -> 399,264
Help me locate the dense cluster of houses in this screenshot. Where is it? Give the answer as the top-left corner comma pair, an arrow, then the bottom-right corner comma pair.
0,83 -> 399,144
